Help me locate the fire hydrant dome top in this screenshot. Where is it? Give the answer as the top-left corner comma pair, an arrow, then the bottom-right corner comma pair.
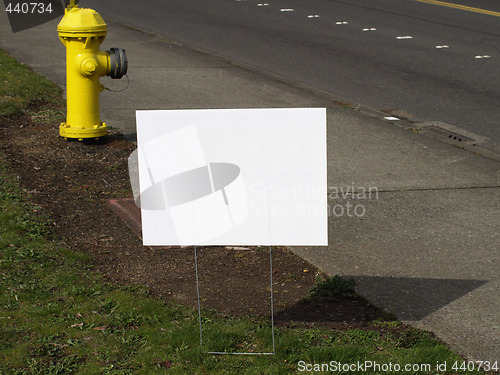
57,6 -> 107,35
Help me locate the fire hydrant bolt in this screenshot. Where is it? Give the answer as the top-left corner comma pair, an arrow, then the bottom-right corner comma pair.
81,58 -> 97,76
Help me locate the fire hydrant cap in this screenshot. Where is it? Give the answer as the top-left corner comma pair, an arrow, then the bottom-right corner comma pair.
57,6 -> 107,35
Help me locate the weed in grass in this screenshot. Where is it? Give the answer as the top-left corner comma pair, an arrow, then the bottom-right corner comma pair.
397,328 -> 435,349
104,164 -> 120,171
340,328 -> 381,345
373,318 -> 401,328
308,274 -> 356,301
27,107 -> 65,126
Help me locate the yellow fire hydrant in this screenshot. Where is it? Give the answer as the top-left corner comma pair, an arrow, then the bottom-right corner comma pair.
57,1 -> 127,140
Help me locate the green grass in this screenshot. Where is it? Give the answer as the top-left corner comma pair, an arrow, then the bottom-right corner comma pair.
0,48 -> 493,374
0,49 -> 63,118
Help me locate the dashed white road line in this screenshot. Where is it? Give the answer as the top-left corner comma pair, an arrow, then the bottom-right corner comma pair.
238,2 -> 490,62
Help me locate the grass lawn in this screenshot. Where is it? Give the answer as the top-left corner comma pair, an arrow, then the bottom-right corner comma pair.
0,48 -> 492,374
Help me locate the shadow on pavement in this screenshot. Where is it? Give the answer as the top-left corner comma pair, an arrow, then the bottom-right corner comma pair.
351,276 -> 488,321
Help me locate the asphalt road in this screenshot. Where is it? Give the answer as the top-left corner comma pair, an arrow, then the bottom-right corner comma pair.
84,0 -> 500,149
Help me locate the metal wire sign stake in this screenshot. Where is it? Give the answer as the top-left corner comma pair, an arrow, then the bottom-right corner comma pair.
194,245 -> 276,355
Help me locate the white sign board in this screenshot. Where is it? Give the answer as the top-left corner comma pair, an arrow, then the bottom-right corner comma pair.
135,108 -> 327,246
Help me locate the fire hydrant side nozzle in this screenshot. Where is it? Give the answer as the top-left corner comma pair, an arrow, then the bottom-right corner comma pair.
58,3 -> 127,140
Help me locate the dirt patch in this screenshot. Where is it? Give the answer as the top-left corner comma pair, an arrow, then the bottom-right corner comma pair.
0,107 -> 391,331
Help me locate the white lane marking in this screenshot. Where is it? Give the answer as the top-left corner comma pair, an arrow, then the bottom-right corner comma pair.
307,14 -> 320,18
280,8 -> 294,11
435,45 -> 450,49
363,28 -> 377,31
396,36 -> 413,39
384,116 -> 400,121
336,21 -> 349,25
257,3 -> 269,6
475,55 -> 491,59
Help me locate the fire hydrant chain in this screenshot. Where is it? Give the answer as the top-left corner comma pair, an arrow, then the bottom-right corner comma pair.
58,2 -> 128,140
104,74 -> 130,93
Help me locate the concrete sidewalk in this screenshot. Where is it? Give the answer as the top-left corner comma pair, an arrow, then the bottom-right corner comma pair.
1,12 -> 498,363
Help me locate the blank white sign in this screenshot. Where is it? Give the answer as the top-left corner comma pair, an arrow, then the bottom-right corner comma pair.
136,108 -> 327,246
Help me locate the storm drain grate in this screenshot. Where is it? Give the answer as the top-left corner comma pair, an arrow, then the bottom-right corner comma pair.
424,126 -> 475,144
